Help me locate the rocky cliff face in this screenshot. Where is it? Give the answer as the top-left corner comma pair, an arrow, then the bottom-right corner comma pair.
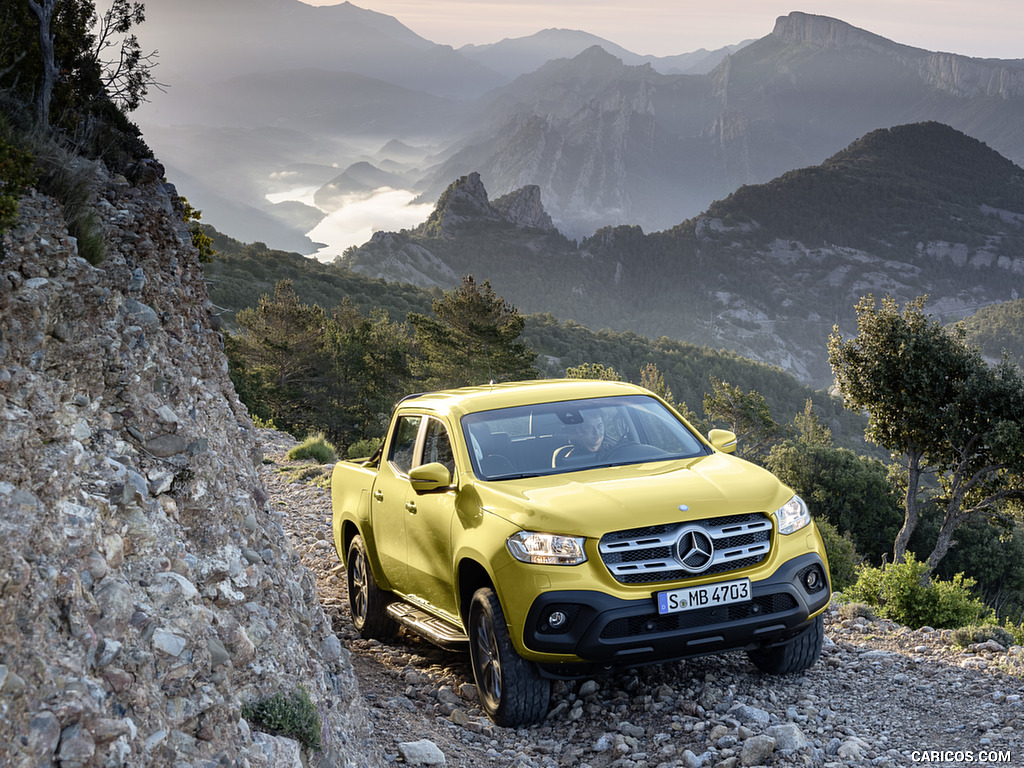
347,174 -> 566,288
771,11 -> 1024,99
491,185 -> 555,231
769,11 -> 903,53
0,160 -> 383,767
420,172 -> 502,237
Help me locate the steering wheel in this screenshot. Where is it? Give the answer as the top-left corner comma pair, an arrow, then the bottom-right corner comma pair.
602,440 -> 665,462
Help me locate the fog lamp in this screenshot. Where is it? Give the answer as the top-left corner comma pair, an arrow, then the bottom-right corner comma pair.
548,610 -> 568,629
803,568 -> 821,591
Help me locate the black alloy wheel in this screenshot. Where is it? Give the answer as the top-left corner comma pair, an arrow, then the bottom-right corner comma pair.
468,587 -> 550,727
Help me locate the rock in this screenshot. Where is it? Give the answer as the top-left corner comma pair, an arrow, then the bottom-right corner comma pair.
152,628 -> 187,657
860,649 -> 895,659
321,633 -> 343,662
154,570 -> 199,600
618,720 -> 645,738
766,723 -> 809,751
207,636 -> 231,667
123,298 -> 160,330
144,433 -> 188,457
398,739 -> 447,765
739,734 -> 776,766
680,748 -> 702,767
437,686 -> 460,707
27,711 -> 61,761
57,723 -> 96,767
251,731 -> 302,768
731,704 -> 771,727
838,736 -> 870,761
653,682 -> 675,702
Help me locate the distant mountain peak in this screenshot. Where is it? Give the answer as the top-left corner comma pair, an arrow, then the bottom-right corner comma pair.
572,44 -> 634,70
421,172 -> 500,237
770,11 -> 908,52
768,12 -> 1024,98
420,172 -> 556,237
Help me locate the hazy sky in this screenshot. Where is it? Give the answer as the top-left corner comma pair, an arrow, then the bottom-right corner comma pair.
300,0 -> 1024,60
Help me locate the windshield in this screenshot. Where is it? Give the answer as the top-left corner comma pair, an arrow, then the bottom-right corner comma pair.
462,395 -> 709,480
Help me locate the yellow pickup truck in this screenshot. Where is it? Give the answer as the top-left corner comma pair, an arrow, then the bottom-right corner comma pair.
331,379 -> 831,726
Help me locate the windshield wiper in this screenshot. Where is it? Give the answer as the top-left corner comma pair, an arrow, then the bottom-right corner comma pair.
486,472 -> 545,481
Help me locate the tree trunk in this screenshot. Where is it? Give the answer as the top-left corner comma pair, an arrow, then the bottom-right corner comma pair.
925,509 -> 966,578
892,449 -> 923,563
28,0 -> 58,128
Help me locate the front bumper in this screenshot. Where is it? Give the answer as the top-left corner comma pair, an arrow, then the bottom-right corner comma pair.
522,553 -> 830,676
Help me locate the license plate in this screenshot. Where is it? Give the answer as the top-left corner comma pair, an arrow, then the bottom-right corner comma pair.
656,578 -> 751,614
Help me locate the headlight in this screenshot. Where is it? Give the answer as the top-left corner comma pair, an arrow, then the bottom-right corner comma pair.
507,531 -> 587,565
775,495 -> 811,534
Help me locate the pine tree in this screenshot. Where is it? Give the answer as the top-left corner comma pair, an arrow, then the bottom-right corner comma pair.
409,276 -> 536,389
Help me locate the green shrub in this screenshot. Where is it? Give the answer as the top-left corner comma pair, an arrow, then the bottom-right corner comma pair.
838,601 -> 877,622
241,685 -> 322,750
815,518 -> 861,591
287,433 -> 337,464
179,196 -> 216,262
31,136 -> 105,264
0,129 -> 37,238
1002,621 -> 1024,646
844,554 -> 992,629
252,414 -> 278,430
950,624 -> 1016,649
346,437 -> 382,460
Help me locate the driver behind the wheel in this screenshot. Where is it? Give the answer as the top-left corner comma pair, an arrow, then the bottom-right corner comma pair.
559,410 -> 614,462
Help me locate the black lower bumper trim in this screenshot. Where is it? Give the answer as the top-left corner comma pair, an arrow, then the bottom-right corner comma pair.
525,552 -> 829,673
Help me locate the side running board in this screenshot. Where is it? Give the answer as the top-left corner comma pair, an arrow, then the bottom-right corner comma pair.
387,602 -> 469,650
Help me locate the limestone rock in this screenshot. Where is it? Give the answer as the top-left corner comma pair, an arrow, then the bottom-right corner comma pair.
492,185 -> 555,230
398,739 -> 447,765
0,158 -> 384,766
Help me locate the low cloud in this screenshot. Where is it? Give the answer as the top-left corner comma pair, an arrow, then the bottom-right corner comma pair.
304,188 -> 434,263
265,185 -> 434,262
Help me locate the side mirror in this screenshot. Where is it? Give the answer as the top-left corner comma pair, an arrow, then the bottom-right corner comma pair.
408,462 -> 452,492
708,429 -> 738,454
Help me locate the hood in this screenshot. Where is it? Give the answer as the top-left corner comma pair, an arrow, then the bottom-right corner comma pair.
476,453 -> 791,537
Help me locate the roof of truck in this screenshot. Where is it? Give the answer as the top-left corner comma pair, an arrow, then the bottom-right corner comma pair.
396,379 -> 654,418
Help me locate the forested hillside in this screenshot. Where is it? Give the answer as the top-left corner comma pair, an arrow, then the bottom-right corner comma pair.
960,299 -> 1024,368
202,231 -> 866,448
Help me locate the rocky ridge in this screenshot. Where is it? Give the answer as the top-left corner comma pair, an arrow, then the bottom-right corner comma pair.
771,12 -> 1024,100
418,172 -> 556,239
0,161 -> 382,767
261,429 -> 1024,768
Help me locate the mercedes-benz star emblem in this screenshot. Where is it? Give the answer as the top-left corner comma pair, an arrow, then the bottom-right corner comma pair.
676,527 -> 715,573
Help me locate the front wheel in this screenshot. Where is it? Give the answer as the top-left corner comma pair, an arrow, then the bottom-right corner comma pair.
346,535 -> 397,639
746,614 -> 824,675
468,587 -> 550,727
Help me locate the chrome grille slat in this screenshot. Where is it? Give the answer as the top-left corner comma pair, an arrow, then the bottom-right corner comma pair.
599,513 -> 773,584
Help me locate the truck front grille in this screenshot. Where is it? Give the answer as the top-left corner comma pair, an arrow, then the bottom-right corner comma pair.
598,512 -> 772,584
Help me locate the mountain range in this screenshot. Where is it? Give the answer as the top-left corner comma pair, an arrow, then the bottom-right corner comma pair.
136,3 -> 1024,251
341,122 -> 1024,386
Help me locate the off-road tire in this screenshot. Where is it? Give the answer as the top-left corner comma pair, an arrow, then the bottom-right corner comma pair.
746,613 -> 824,675
468,587 -> 550,727
346,535 -> 397,639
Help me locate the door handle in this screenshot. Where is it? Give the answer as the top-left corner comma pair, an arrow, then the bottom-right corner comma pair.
404,501 -> 417,514
373,489 -> 384,502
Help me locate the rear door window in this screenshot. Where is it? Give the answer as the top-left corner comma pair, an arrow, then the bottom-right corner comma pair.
388,415 -> 422,475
